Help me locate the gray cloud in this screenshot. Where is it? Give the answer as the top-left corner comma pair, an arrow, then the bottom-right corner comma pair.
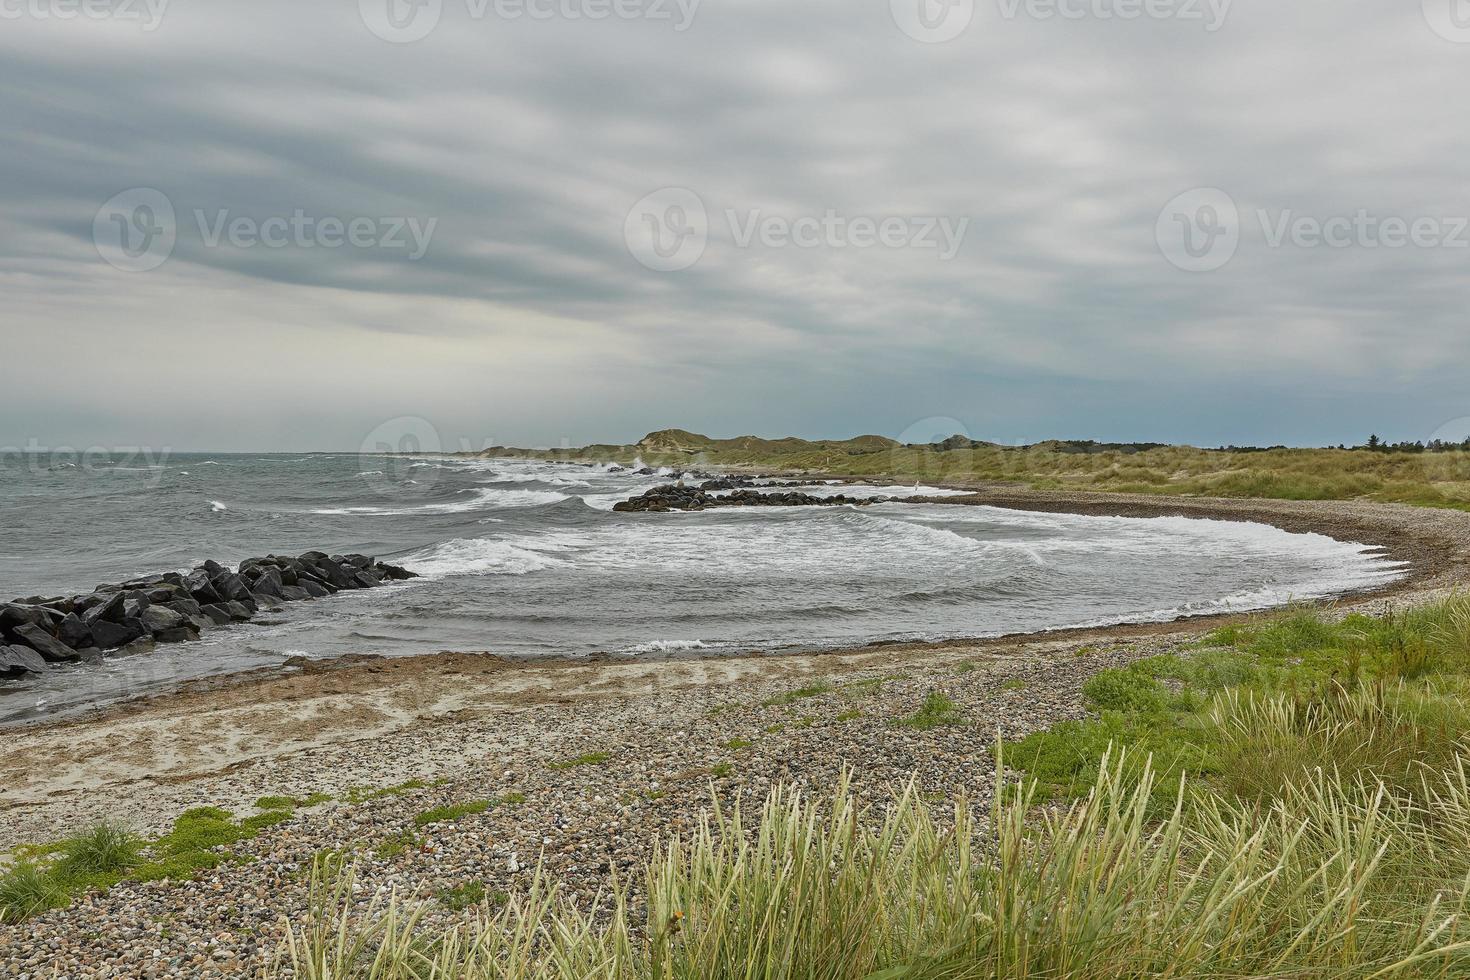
3,0 -> 1469,451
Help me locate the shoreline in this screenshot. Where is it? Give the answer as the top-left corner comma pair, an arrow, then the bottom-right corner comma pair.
4,487 -> 1461,737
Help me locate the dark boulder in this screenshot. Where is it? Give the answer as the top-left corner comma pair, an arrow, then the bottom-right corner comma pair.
12,622 -> 80,662
297,579 -> 331,599
154,626 -> 200,644
165,598 -> 203,618
223,600 -> 254,621
377,562 -> 417,581
90,619 -> 142,649
252,568 -> 284,597
56,613 -> 93,650
198,604 -> 234,626
122,593 -> 151,620
82,591 -> 126,625
0,645 -> 47,676
118,637 -> 156,657
1,603 -> 60,635
278,585 -> 312,602
185,569 -> 222,604
139,605 -> 185,635
212,573 -> 252,603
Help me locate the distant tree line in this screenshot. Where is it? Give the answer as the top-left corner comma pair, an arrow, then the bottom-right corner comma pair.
1347,435 -> 1470,453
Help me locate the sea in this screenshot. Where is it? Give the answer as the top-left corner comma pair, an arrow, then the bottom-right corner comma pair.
0,451 -> 1406,725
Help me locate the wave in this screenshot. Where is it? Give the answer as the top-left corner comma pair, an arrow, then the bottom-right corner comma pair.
309,487 -> 569,517
404,536 -> 575,577
626,639 -> 711,654
209,500 -> 227,513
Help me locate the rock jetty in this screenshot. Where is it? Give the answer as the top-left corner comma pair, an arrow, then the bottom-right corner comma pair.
0,553 -> 416,678
613,481 -> 887,513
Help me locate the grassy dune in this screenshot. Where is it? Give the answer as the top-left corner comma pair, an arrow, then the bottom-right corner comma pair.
488,429 -> 1470,508
279,597 -> 1470,978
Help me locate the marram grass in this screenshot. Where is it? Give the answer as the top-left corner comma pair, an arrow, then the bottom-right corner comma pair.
276,745 -> 1470,979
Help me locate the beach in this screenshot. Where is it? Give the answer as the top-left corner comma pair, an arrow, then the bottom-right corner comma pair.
2,491 -> 1466,976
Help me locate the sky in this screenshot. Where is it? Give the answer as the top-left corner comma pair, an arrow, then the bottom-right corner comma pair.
3,0 -> 1470,453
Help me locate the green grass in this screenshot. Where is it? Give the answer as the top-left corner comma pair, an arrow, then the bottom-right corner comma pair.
254,792 -> 331,811
491,429 -> 1470,510
720,738 -> 754,751
708,762 -> 735,778
897,690 -> 965,729
0,862 -> 66,921
547,751 -> 612,770
434,881 -> 508,912
835,708 -> 863,721
280,741 -> 1470,978
255,795 -> 298,810
374,831 -> 422,859
761,682 -> 832,706
498,792 -> 526,805
55,824 -> 142,882
1,807 -> 280,919
1006,595 -> 1470,813
344,779 -> 434,804
413,800 -> 492,826
1000,677 -> 1027,691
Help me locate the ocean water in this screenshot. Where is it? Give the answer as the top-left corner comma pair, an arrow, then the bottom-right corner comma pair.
0,451 -> 1406,725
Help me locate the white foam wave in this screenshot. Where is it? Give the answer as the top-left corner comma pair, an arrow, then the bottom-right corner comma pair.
310,487 -> 568,517
627,639 -> 711,654
404,537 -> 572,577
209,500 -> 227,513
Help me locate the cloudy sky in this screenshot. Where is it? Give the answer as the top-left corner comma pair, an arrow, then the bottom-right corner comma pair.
4,0 -> 1469,452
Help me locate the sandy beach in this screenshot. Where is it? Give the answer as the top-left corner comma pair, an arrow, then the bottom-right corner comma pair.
3,491 -> 1468,976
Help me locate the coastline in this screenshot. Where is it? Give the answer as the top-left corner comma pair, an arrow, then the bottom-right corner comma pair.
6,486 -> 1458,738
3,489 -> 1467,974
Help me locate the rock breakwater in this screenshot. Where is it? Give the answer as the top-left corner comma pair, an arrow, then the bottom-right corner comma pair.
0,553 -> 416,678
612,481 -> 888,513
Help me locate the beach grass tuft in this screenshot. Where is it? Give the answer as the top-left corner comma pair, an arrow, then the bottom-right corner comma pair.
413,800 -> 492,826
897,690 -> 965,729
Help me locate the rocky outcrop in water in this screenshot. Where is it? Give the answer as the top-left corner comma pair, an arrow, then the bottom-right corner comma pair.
0,553 -> 416,678
612,482 -> 886,513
